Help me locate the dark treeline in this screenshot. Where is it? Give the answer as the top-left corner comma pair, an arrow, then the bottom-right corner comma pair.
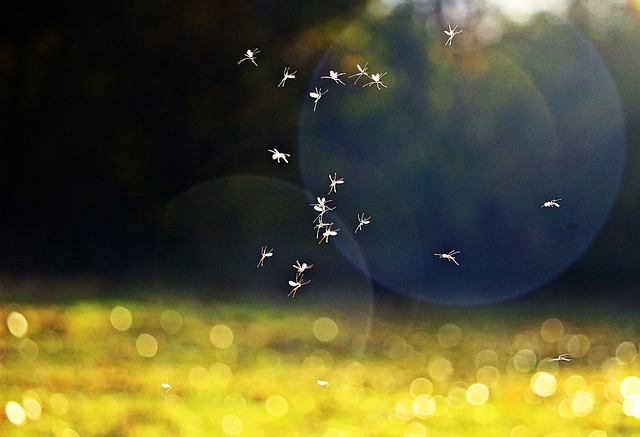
0,0 -> 638,296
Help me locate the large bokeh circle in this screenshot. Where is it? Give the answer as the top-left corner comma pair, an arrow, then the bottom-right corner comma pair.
154,176 -> 373,351
298,8 -> 625,305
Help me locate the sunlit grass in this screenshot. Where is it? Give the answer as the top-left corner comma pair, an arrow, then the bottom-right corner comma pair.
1,296 -> 640,436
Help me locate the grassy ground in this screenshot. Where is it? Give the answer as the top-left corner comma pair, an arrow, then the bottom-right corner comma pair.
1,291 -> 640,436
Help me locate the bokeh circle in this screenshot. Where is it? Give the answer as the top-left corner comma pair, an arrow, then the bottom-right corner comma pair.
154,175 -> 373,351
298,7 -> 625,305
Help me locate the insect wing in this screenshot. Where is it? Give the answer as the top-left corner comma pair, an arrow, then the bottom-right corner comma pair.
289,280 -> 298,287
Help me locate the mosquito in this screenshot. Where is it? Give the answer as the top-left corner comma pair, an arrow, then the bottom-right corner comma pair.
348,62 -> 369,84
161,382 -> 172,398
317,379 -> 330,398
444,25 -> 463,46
314,220 -> 333,238
549,353 -> 572,363
288,274 -> 311,298
278,67 -> 296,87
541,198 -> 561,208
293,260 -> 313,273
237,48 -> 260,66
257,246 -> 273,267
321,70 -> 346,85
355,213 -> 371,233
268,148 -> 290,163
434,250 -> 460,266
309,87 -> 328,112
310,196 -> 333,213
328,173 -> 344,194
363,72 -> 387,90
319,225 -> 339,244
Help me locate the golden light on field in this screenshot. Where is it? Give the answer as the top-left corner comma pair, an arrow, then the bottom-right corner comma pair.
312,317 -> 338,342
7,311 -> 28,338
2,301 -> 640,436
135,333 -> 158,357
109,305 -> 132,331
210,324 -> 234,348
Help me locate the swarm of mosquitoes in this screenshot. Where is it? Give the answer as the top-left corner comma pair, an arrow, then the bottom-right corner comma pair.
234,27 -> 568,395
243,27 -> 561,294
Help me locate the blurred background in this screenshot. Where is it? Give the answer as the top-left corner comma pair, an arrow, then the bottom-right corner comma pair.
0,0 -> 638,308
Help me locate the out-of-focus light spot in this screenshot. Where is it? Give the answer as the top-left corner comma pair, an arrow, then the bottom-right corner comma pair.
557,397 -> 574,418
383,335 -> 412,359
409,377 -> 433,396
22,393 -> 41,420
615,341 -> 637,364
265,395 -> 289,417
514,349 -> 537,372
210,324 -> 234,348
620,376 -> 640,398
477,352 -> 500,374
404,421 -> 427,437
540,318 -> 564,342
523,386 -> 543,404
567,334 -> 591,357
49,393 -> 69,415
7,311 -> 28,338
530,372 -> 557,397
109,306 -> 132,331
189,366 -> 210,389
221,414 -> 243,435
572,390 -> 595,416
602,357 -> 628,380
588,431 -> 608,437
564,374 -> 586,396
466,383 -> 489,406
601,402 -> 623,424
475,349 -> 499,368
427,356 -> 454,382
5,401 -> 26,425
313,317 -> 338,342
510,425 -> 532,437
135,333 -> 158,357
437,323 -> 462,348
412,394 -> 436,419
61,430 -> 80,437
447,384 -> 468,409
337,382 -> 365,405
224,393 -> 246,412
395,398 -> 413,421
160,310 -> 183,334
622,396 -> 640,418
364,412 -> 387,433
216,344 -> 238,364
477,366 -> 500,387
19,338 -> 39,362
210,362 -> 232,387
256,347 -> 281,367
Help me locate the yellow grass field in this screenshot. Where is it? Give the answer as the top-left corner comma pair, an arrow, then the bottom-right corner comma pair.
1,295 -> 639,436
